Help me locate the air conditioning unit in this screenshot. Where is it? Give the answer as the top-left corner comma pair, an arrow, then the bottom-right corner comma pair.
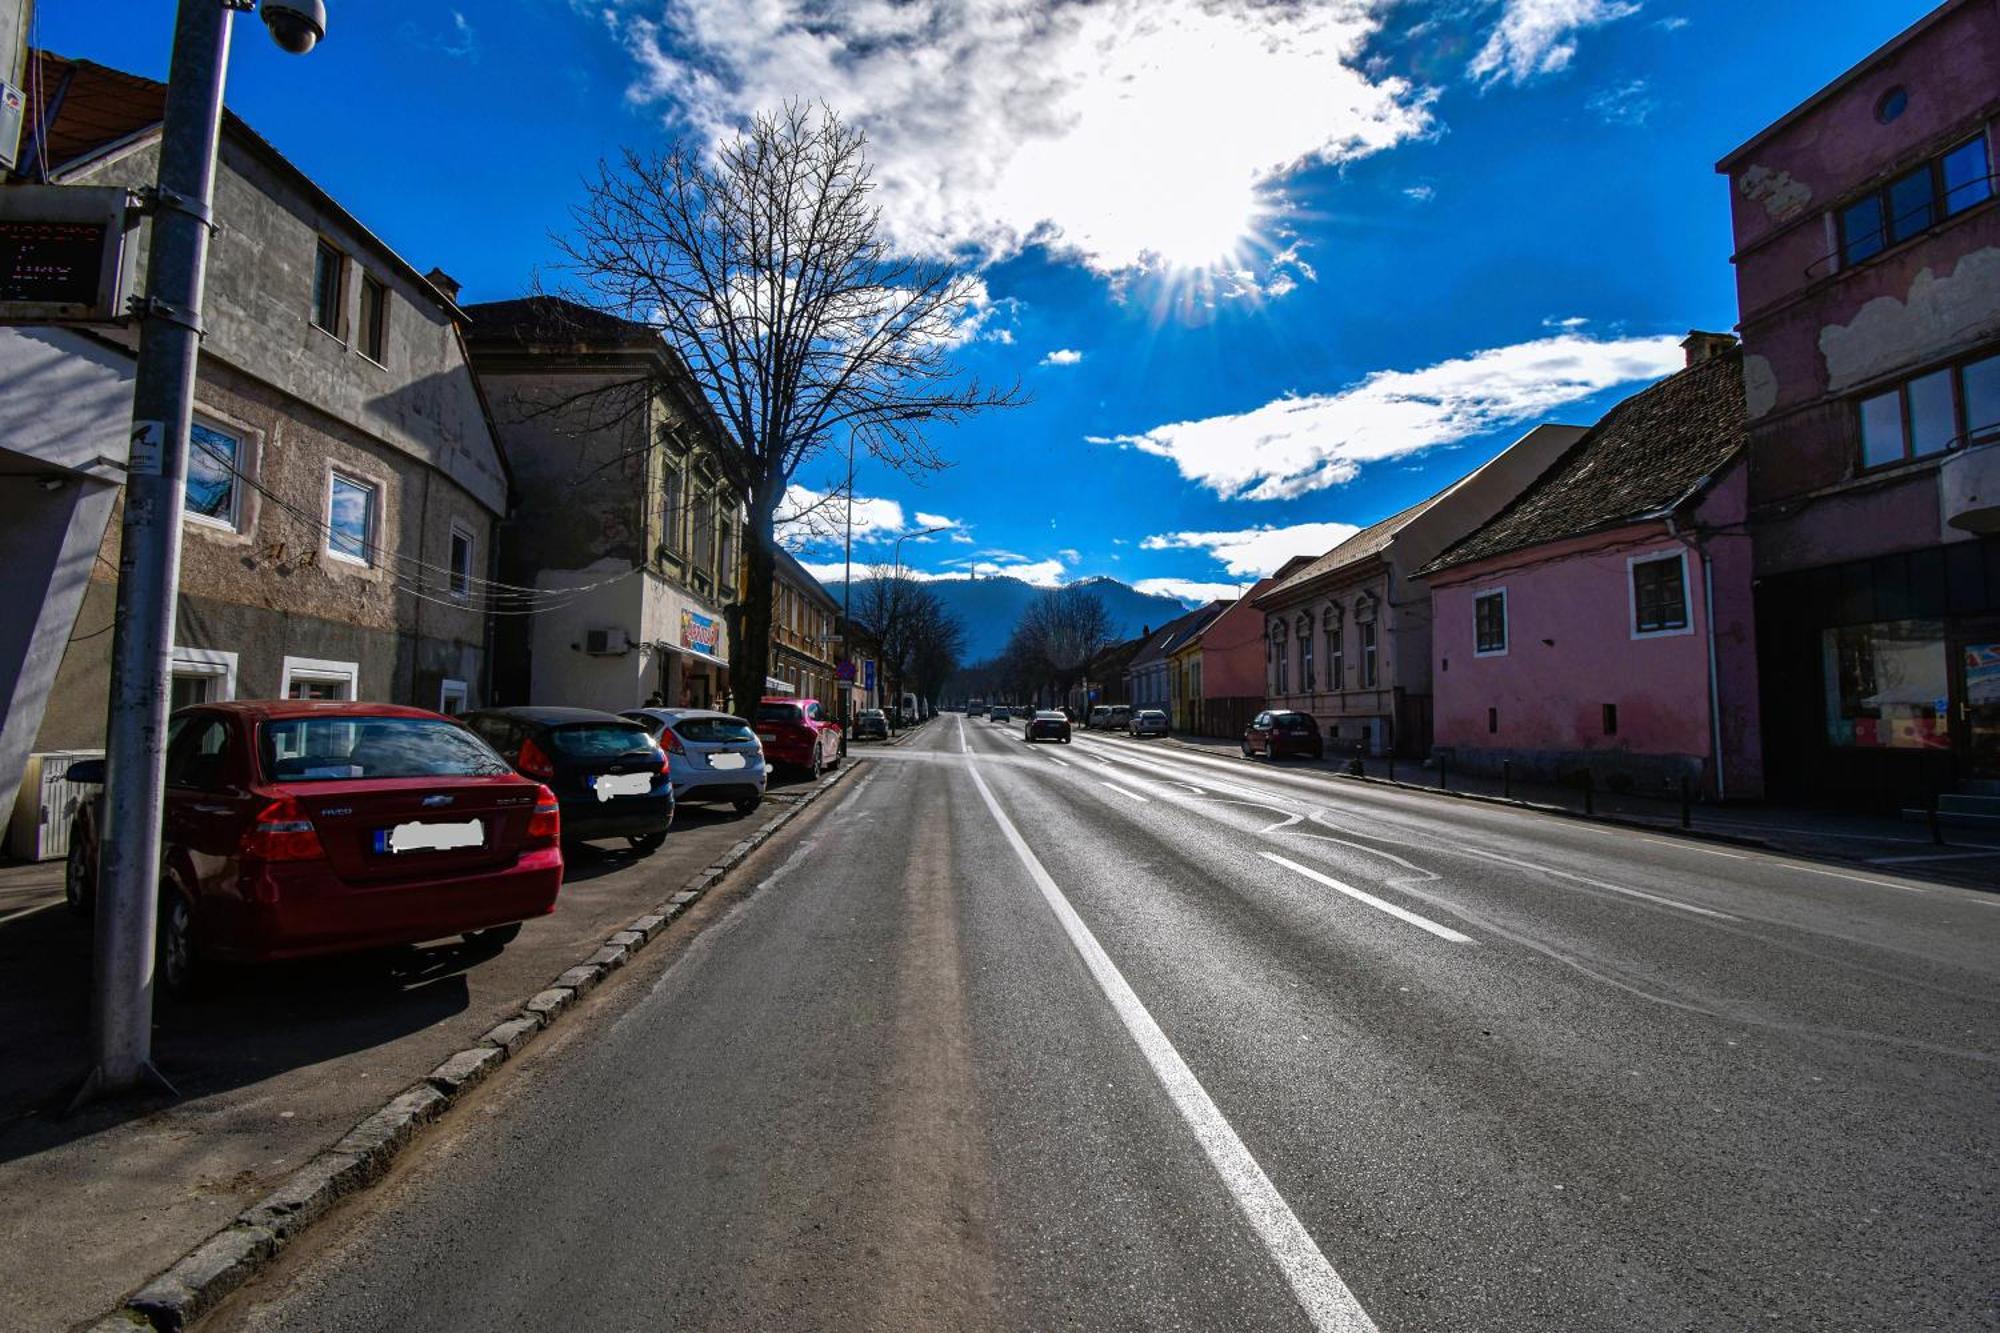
583,627 -> 631,656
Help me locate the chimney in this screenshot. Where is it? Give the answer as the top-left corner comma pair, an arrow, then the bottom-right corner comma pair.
424,267 -> 462,303
1680,329 -> 1737,367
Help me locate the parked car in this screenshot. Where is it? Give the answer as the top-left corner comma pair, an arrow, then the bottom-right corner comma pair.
63,701 -> 563,997
1025,710 -> 1073,744
620,708 -> 768,816
1102,704 -> 1133,731
851,708 -> 891,741
1087,705 -> 1111,729
754,697 -> 843,777
989,705 -> 1011,723
1243,710 -> 1325,760
1130,709 -> 1170,738
465,706 -> 675,852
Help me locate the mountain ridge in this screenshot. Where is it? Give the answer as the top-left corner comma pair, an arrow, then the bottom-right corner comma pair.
816,574 -> 1196,662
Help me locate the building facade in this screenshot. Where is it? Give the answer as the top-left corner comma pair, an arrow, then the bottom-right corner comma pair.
1168,561 -> 1313,739
1126,604 -> 1223,714
768,546 -> 841,705
1255,424 -> 1585,757
2,57 -> 507,834
463,297 -> 741,715
1423,341 -> 1763,798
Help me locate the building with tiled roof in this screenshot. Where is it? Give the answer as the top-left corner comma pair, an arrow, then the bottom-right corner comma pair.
1249,422 -> 1584,758
1422,335 -> 1762,798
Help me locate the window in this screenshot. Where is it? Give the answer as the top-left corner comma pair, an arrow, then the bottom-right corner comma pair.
1272,622 -> 1289,693
1856,348 -> 2000,468
326,471 -> 377,565
169,647 -> 237,711
1631,553 -> 1690,635
1821,619 -> 1948,749
1474,590 -> 1507,655
1838,132 -> 1992,268
281,655 -> 359,701
311,240 -> 344,333
1360,622 -> 1378,687
1325,610 -> 1344,692
1487,706 -> 1498,735
659,463 -> 684,557
185,420 -> 242,530
717,521 -> 736,594
358,273 -> 388,362
165,717 -> 232,791
1603,703 -> 1619,735
438,679 -> 469,715
448,521 -> 475,599
1298,614 -> 1314,692
261,715 -> 510,783
1875,86 -> 1907,124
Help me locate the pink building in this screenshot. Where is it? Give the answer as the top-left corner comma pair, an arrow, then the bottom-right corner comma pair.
1717,0 -> 1999,808
1424,338 -> 1763,798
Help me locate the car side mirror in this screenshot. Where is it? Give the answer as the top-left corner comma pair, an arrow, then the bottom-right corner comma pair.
65,758 -> 106,785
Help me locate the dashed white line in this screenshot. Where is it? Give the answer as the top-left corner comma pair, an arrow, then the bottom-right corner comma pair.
1260,853 -> 1475,944
1048,756 -> 1071,768
965,764 -> 1379,1333
1101,781 -> 1150,803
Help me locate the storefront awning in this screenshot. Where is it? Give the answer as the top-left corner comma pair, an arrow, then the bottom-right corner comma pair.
647,640 -> 730,671
765,676 -> 793,692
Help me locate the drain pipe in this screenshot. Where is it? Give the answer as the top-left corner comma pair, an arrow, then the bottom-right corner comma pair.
1670,516 -> 1727,803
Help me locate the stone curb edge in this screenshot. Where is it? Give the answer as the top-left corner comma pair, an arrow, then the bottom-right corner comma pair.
101,758 -> 867,1333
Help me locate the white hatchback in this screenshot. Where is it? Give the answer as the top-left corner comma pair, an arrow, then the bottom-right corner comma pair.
621,708 -> 769,816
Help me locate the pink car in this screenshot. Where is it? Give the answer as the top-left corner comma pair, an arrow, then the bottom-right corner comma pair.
753,697 -> 843,777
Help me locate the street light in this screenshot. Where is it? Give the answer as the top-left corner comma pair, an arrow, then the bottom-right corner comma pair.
80,0 -> 326,1106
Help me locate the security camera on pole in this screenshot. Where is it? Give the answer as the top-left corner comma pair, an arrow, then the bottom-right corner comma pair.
75,0 -> 324,1106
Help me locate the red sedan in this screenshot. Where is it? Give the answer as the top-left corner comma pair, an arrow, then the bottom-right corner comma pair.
753,697 -> 843,777
65,701 -> 563,996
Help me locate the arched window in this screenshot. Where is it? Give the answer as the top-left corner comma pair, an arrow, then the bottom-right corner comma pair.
1355,593 -> 1379,688
1297,612 -> 1315,692
1271,618 -> 1289,694
1323,602 -> 1344,692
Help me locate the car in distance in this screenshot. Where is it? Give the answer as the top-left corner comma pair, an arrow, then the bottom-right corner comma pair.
64,701 -> 562,997
851,708 -> 891,741
464,706 -> 675,852
1101,704 -> 1133,732
753,697 -> 843,777
1243,710 -> 1326,761
1025,710 -> 1073,744
1130,709 -> 1170,738
989,705 -> 1011,723
621,708 -> 768,816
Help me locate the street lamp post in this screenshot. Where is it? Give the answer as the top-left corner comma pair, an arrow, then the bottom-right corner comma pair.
78,0 -> 325,1105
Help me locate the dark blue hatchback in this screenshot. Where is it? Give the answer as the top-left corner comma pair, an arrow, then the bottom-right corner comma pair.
463,706 -> 675,853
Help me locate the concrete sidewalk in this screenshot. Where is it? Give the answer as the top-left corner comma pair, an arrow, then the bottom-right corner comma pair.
1120,729 -> 2000,888
0,765 -> 852,1333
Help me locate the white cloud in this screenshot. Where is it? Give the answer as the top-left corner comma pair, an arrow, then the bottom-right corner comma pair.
615,1 -> 1433,274
1542,314 -> 1590,330
1041,348 -> 1084,367
1143,522 -> 1362,578
1588,79 -> 1658,126
1133,578 -> 1251,605
1057,547 -> 1081,562
1468,0 -> 1642,85
776,487 -> 970,549
1403,184 -> 1436,203
1097,332 -> 1683,501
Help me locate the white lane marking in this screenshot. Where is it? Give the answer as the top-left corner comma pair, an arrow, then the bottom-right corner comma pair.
1101,781 -> 1150,803
1444,844 -> 1738,921
959,715 -> 969,754
0,898 -> 61,927
1260,853 -> 1475,944
965,764 -> 1378,1333
1866,849 -> 2000,865
1771,862 -> 1928,892
1627,835 -> 1747,860
1048,756 -> 1071,768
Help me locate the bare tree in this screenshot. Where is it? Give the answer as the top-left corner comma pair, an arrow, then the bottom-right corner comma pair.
1012,586 -> 1115,699
555,103 -> 1020,709
852,564 -> 964,709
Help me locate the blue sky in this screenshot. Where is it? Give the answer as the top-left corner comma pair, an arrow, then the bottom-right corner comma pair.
36,0 -> 1931,603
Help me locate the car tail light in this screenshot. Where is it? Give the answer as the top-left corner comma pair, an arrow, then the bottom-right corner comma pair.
662,729 -> 685,756
526,784 -> 561,845
241,797 -> 325,863
517,736 -> 556,781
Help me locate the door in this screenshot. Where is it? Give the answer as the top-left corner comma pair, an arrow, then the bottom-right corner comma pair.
1956,632 -> 2000,779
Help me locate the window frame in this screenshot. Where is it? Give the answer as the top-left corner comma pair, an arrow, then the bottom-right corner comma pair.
1473,588 -> 1508,657
1836,131 -> 1992,271
438,678 -> 469,715
183,413 -> 248,533
1854,345 -> 2000,472
447,519 -> 476,601
280,655 -> 360,701
169,646 -> 238,709
311,239 -> 347,336
1629,549 -> 1694,639
1360,621 -> 1379,688
325,468 -> 379,567
357,271 -> 389,364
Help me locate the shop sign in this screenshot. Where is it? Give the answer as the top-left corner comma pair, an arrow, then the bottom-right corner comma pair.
681,608 -> 720,657
863,660 -> 876,689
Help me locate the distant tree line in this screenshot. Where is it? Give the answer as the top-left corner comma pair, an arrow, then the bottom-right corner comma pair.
850,564 -> 967,707
952,586 -> 1114,705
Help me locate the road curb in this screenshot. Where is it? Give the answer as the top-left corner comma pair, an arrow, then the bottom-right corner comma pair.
98,757 -> 867,1332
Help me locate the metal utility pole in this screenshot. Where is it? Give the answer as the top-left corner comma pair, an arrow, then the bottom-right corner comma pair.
79,0 -> 322,1104
839,430 -> 854,756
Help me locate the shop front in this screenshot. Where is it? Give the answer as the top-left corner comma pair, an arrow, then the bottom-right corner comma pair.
642,585 -> 732,712
1757,538 -> 2000,807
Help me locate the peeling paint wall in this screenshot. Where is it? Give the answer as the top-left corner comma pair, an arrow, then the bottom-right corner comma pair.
1821,246 -> 2000,392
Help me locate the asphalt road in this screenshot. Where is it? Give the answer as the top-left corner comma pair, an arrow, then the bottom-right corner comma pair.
216,715 -> 2000,1332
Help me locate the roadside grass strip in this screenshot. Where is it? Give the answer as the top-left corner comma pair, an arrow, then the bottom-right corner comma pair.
965,762 -> 1380,1333
1259,853 -> 1475,944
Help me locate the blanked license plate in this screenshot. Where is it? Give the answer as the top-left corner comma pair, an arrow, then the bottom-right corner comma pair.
592,771 -> 654,802
375,819 -> 484,854
707,751 -> 747,770
756,730 -> 778,741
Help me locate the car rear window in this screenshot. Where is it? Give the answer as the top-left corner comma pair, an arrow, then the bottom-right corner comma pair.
548,723 -> 657,758
676,717 -> 757,744
756,703 -> 804,724
261,716 -> 511,782
1276,715 -> 1315,732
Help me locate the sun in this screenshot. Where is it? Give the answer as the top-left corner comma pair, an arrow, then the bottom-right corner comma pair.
1139,178 -> 1267,273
